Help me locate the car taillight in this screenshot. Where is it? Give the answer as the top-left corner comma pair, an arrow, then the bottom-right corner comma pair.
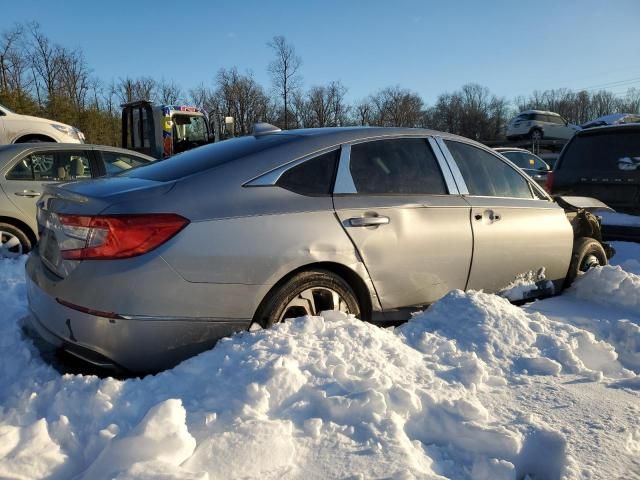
58,214 -> 189,260
544,171 -> 554,193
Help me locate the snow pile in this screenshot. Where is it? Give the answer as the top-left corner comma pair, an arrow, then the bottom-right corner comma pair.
571,265 -> 640,312
0,255 -> 639,479
400,290 -> 633,383
498,267 -> 553,301
610,241 -> 640,276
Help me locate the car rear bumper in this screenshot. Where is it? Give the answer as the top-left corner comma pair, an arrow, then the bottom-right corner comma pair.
25,254 -> 251,373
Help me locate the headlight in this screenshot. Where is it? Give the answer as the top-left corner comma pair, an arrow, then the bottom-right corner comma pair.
51,124 -> 73,135
51,124 -> 84,142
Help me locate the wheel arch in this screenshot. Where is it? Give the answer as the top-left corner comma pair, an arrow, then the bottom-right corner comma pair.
13,134 -> 57,143
253,261 -> 374,323
0,215 -> 37,246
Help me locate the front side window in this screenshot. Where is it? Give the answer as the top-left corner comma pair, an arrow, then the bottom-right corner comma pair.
6,157 -> 35,180
101,151 -> 152,176
348,138 -> 447,195
277,150 -> 338,196
445,141 -> 533,199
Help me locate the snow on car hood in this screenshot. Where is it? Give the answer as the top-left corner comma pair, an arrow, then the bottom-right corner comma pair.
0,252 -> 639,479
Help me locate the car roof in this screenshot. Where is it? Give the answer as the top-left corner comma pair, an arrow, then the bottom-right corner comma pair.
260,126 -> 471,145
0,143 -> 156,161
574,123 -> 640,137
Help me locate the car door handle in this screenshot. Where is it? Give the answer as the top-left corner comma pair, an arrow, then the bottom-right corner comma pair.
14,190 -> 41,197
474,210 -> 501,222
348,216 -> 390,227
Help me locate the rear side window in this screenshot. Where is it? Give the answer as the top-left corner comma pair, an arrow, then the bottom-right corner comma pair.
349,138 -> 447,195
122,135 -> 300,182
445,141 -> 533,199
502,151 -> 547,171
7,151 -> 92,181
559,131 -> 640,172
101,151 -> 152,175
277,150 -> 338,196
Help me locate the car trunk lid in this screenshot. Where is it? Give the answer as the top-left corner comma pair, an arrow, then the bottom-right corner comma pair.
37,177 -> 174,278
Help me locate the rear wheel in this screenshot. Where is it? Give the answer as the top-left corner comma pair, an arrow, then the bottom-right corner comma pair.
0,223 -> 32,258
252,270 -> 361,329
530,128 -> 543,141
564,237 -> 607,287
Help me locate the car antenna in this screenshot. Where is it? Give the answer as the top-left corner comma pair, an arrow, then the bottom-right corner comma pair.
252,123 -> 282,136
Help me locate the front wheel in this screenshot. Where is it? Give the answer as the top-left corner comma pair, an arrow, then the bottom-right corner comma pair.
252,270 -> 361,329
564,237 -> 607,287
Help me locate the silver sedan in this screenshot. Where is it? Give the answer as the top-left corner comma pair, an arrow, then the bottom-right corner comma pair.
25,126 -> 606,373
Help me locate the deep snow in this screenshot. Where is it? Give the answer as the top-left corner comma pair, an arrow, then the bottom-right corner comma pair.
0,245 -> 639,479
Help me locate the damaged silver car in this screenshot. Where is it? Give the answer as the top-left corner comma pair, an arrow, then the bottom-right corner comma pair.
25,125 -> 612,373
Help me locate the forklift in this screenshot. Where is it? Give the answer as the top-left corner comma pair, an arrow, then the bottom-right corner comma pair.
121,100 -> 234,159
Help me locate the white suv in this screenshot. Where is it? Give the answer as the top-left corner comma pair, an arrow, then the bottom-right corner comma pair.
0,104 -> 85,144
506,110 -> 580,141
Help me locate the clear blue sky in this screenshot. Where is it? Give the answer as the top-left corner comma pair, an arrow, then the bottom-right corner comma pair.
2,0 -> 640,104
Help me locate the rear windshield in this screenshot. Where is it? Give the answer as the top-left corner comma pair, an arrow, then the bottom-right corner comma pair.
559,130 -> 640,172
121,134 -> 300,182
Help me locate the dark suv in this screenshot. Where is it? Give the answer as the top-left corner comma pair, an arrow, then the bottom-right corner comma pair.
549,124 -> 640,213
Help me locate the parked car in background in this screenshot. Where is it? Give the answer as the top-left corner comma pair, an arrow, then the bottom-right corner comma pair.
581,113 -> 640,129
0,143 -> 154,257
0,104 -> 85,144
506,110 -> 581,141
494,147 -> 551,186
539,152 -> 560,170
548,124 -> 640,213
24,126 -> 610,373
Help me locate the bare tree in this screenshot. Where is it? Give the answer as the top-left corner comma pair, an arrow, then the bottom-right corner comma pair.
58,48 -> 91,108
267,35 -> 302,129
213,67 -> 270,135
0,24 -> 24,93
157,78 -> 183,104
28,22 -> 64,104
116,76 -> 156,103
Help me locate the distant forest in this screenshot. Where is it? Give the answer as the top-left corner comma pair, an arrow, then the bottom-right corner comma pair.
2,23 -> 639,145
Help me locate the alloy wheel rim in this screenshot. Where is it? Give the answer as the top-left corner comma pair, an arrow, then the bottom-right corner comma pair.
580,254 -> 600,272
279,287 -> 350,322
0,231 -> 23,259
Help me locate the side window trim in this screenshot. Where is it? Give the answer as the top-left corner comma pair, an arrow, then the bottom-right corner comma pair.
439,138 -> 551,201
427,137 -> 460,195
434,136 -> 469,195
333,144 -> 355,194
244,146 -> 341,187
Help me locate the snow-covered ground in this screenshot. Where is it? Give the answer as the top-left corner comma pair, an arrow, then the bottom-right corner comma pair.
1,245 -> 639,479
600,211 -> 640,228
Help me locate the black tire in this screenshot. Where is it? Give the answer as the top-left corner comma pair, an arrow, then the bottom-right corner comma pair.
530,128 -> 543,141
253,269 -> 361,329
0,222 -> 32,258
564,237 -> 607,288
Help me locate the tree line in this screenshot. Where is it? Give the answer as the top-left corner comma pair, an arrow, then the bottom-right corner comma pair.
1,24 -> 639,146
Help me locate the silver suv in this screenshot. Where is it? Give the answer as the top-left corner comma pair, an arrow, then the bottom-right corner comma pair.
507,110 -> 581,141
25,126 -> 609,373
